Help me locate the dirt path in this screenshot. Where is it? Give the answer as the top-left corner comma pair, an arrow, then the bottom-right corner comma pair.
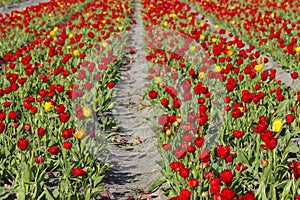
102,0 -> 166,199
0,0 -> 48,15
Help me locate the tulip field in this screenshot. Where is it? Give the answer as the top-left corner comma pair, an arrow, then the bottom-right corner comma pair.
0,0 -> 299,199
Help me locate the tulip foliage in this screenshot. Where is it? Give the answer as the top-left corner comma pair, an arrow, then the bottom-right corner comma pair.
0,0 -> 133,199
142,0 -> 300,199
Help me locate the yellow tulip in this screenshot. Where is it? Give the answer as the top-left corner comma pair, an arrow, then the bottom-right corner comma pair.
254,64 -> 263,72
155,77 -> 162,84
215,66 -> 222,72
83,107 -> 92,118
103,42 -> 108,48
73,49 -> 79,56
237,106 -> 245,112
199,72 -> 205,79
227,50 -> 233,57
272,119 -> 283,133
190,46 -> 196,51
74,129 -> 85,140
50,31 -> 55,36
296,47 -> 300,53
43,102 -> 54,112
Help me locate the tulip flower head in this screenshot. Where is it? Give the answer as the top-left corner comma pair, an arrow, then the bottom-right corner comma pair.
272,119 -> 283,133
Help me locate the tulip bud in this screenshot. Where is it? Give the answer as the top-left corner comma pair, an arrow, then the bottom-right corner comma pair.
261,159 -> 269,167
166,129 -> 172,135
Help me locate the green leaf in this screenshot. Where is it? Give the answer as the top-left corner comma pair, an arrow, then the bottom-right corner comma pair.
256,182 -> 268,200
44,187 -> 55,200
280,180 -> 293,199
147,177 -> 167,192
236,149 -> 249,165
282,145 -> 299,161
0,187 -> 10,199
16,191 -> 25,200
53,189 -> 59,199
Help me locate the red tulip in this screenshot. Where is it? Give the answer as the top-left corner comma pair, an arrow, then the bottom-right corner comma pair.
233,130 -> 245,138
182,133 -> 194,142
107,82 -> 115,89
17,139 -> 29,151
179,167 -> 190,178
220,170 -> 234,186
216,145 -> 230,159
23,124 -> 31,131
286,114 -> 295,123
63,141 -> 72,149
188,178 -> 199,188
59,112 -> 70,123
71,167 -> 86,176
9,111 -> 18,120
170,162 -> 184,171
199,149 -> 210,163
161,98 -> 169,106
162,143 -> 171,150
148,90 -> 158,99
37,128 -> 46,137
194,137 -> 204,147
48,146 -> 61,155
34,156 -> 45,164
220,188 -> 235,200
174,147 -> 186,159
0,123 -> 6,133
291,72 -> 298,79
238,191 -> 255,200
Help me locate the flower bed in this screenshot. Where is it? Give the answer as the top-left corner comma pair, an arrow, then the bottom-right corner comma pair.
0,0 -> 92,59
0,0 -> 133,199
142,0 -> 300,199
184,0 -> 300,73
